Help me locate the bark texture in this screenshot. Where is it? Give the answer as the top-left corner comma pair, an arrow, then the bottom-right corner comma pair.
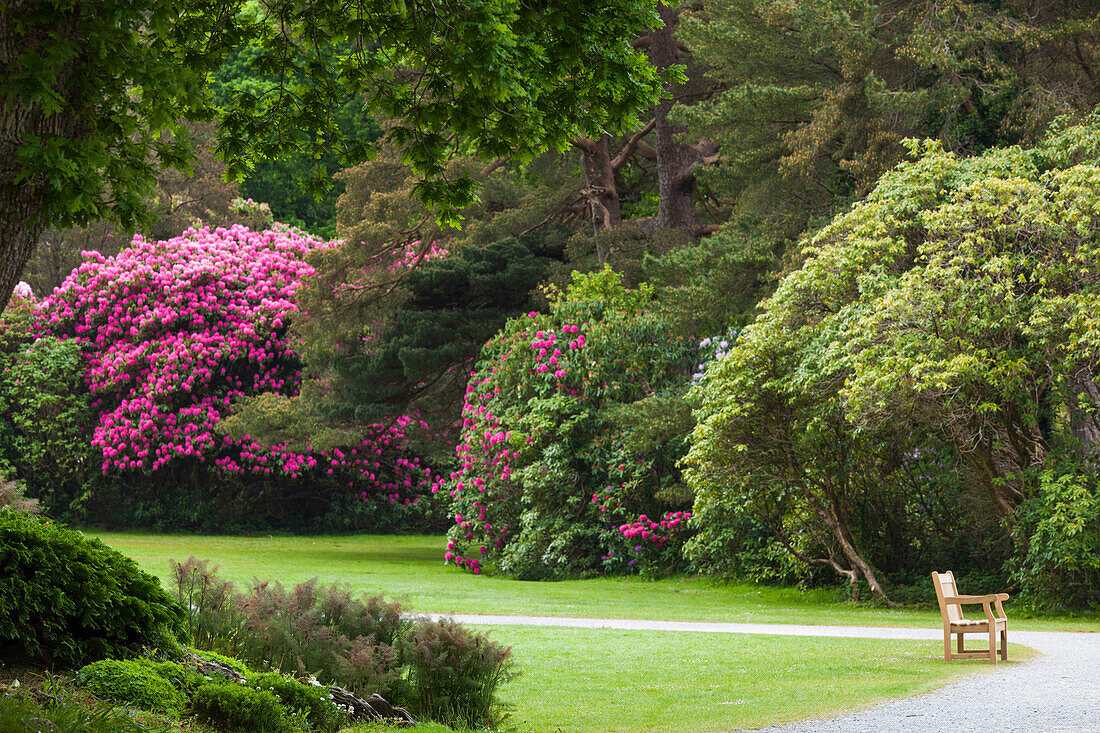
1068,373 -> 1100,458
0,1 -> 81,312
576,134 -> 622,235
649,6 -> 714,231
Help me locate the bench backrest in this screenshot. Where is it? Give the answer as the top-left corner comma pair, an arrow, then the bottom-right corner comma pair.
931,570 -> 963,623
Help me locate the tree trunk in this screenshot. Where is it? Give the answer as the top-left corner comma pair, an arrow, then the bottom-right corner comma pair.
803,481 -> 897,606
575,134 -> 622,239
650,6 -> 706,231
0,1 -> 77,313
1068,373 -> 1100,458
0,189 -> 44,312
828,513 -> 896,606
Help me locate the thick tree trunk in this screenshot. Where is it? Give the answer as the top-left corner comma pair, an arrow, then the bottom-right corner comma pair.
1,1 -> 77,313
1068,373 -> 1100,458
0,189 -> 44,312
830,514 -> 896,606
575,134 -> 622,238
649,6 -> 711,231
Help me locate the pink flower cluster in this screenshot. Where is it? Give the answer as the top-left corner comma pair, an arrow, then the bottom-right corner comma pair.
36,225 -> 442,503
530,324 -> 584,378
444,537 -> 483,574
41,226 -> 316,473
447,376 -> 512,571
619,511 -> 692,547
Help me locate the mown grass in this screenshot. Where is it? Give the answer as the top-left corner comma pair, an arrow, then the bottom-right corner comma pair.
484,627 -> 1032,733
82,531 -> 1064,732
93,532 -> 1100,632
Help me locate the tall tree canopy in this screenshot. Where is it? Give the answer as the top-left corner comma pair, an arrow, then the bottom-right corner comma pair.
0,0 -> 670,312
685,110 -> 1100,606
677,0 -> 1100,239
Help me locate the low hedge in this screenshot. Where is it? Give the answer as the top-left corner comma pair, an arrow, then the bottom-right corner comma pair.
76,658 -> 187,713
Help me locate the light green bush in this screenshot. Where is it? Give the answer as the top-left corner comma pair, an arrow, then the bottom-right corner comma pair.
192,682 -> 304,733
76,659 -> 185,713
246,672 -> 344,732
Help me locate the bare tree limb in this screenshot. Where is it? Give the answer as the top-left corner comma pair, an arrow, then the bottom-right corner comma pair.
610,118 -> 657,170
481,156 -> 510,177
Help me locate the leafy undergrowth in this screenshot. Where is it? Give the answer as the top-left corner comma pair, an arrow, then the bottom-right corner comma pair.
0,666 -> 465,733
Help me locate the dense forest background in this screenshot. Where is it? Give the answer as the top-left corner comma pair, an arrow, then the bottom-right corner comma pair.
4,0 -> 1100,611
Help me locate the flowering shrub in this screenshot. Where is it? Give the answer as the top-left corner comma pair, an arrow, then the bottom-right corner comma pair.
2,225 -> 443,529
597,510 -> 695,576
445,268 -> 696,578
691,328 -> 738,382
40,227 -> 316,476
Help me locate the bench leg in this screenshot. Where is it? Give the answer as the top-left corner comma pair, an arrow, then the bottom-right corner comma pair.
1001,629 -> 1008,661
988,629 -> 997,664
944,628 -> 951,661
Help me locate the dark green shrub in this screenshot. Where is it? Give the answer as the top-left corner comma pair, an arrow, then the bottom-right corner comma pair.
76,659 -> 186,713
1012,467 -> 1100,611
0,511 -> 187,666
406,619 -> 514,728
192,682 -> 303,733
0,334 -> 102,519
246,672 -> 343,732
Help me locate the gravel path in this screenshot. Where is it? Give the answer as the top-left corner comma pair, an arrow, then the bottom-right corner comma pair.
421,613 -> 1100,732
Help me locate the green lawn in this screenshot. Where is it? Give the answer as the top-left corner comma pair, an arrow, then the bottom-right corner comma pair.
92,531 -> 1100,632
85,531 -> 1062,732
484,627 -> 1025,733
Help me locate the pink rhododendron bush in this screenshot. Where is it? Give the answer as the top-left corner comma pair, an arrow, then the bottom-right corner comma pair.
445,268 -> 696,579
0,225 -> 443,530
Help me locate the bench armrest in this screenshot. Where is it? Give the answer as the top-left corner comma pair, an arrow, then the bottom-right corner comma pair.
944,594 -> 1001,604
944,593 -> 1009,623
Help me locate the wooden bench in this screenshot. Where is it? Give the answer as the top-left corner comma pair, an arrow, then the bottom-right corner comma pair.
931,570 -> 1008,664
